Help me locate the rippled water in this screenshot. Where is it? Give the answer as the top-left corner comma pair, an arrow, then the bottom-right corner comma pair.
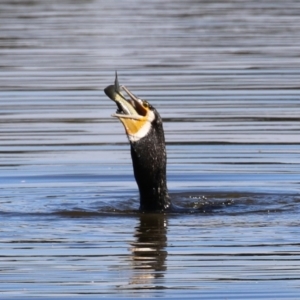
1,0 -> 300,299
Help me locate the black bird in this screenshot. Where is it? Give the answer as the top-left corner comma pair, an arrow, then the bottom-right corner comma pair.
104,73 -> 172,212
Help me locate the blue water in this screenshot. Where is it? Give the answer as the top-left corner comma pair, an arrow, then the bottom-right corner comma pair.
1,0 -> 300,299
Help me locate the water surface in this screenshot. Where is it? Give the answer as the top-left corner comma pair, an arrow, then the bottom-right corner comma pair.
1,0 -> 300,299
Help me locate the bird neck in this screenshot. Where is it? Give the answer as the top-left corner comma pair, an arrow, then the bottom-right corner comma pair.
135,166 -> 171,211
130,124 -> 171,212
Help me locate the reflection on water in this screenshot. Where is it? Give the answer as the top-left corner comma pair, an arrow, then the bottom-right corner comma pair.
129,214 -> 167,288
1,0 -> 300,298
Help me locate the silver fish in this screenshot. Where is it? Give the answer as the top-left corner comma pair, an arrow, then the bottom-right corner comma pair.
104,71 -> 139,116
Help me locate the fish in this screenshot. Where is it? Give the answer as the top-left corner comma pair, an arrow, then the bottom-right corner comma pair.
104,71 -> 139,116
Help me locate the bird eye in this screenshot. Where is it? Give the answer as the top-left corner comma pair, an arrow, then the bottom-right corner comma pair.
143,101 -> 149,108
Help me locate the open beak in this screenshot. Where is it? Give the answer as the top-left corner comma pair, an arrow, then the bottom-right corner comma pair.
104,73 -> 153,138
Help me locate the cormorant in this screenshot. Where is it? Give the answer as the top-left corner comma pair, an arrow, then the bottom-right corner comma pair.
104,73 -> 172,212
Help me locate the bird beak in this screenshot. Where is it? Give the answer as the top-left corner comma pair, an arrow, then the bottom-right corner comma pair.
104,74 -> 154,139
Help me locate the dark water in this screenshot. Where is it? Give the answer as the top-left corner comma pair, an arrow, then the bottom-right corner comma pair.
1,0 -> 300,299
